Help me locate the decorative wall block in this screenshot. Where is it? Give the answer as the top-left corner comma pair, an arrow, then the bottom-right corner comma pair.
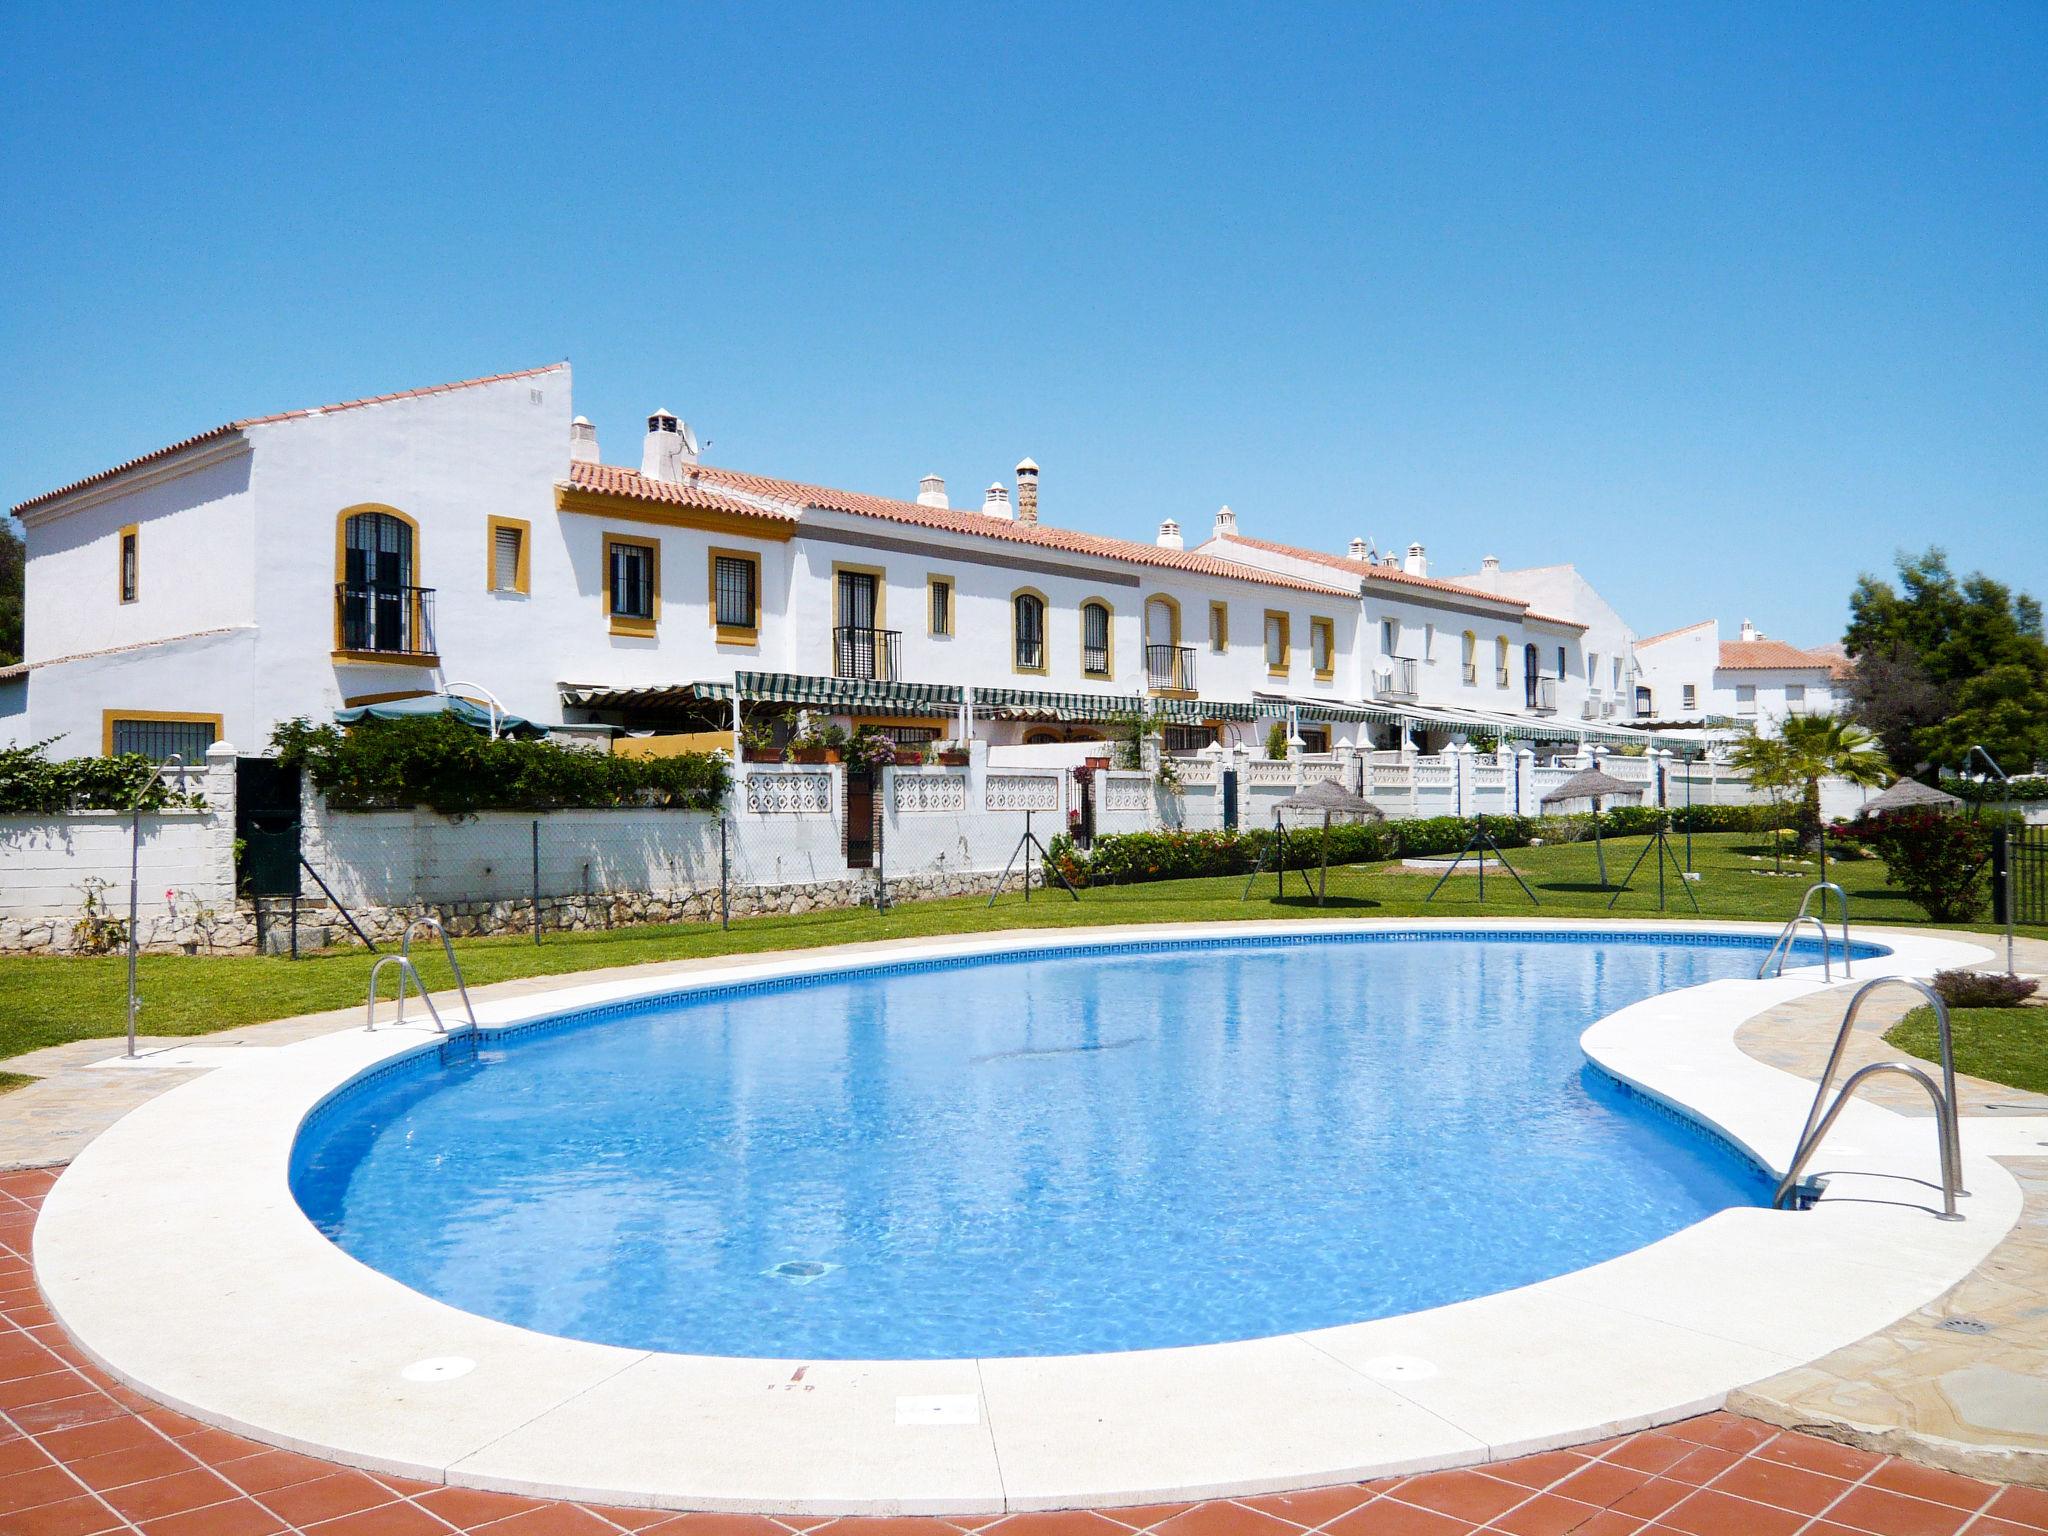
894,773 -> 968,813
985,773 -> 1060,812
745,772 -> 833,815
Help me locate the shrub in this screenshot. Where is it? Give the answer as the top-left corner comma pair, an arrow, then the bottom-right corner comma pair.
1844,807 -> 1991,922
0,739 -> 201,813
272,715 -> 729,817
1931,968 -> 2040,1009
1265,721 -> 1290,761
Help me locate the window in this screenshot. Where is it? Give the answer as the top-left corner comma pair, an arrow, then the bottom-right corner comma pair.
1208,600 -> 1228,652
1682,683 -> 1698,710
1557,645 -> 1568,678
1013,589 -> 1047,672
1785,683 -> 1806,703
1735,683 -> 1757,714
118,525 -> 138,603
1424,623 -> 1436,660
604,534 -> 658,634
1636,686 -> 1653,716
1496,635 -> 1510,687
1299,726 -> 1330,754
1310,617 -> 1335,680
927,576 -> 953,637
103,711 -> 220,763
710,549 -> 759,642
1381,618 -> 1398,654
1164,723 -> 1216,753
1082,600 -> 1112,677
337,506 -> 429,657
1461,631 -> 1478,685
1265,611 -> 1291,675
1611,655 -> 1623,691
487,516 -> 530,594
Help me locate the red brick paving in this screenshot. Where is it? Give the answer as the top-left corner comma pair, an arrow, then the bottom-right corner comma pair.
2,1166 -> 2042,1535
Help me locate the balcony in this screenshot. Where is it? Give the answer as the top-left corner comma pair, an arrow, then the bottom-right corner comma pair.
1462,662 -> 1478,685
335,583 -> 436,661
834,626 -> 901,682
1375,658 -> 1419,702
1528,676 -> 1559,715
1146,644 -> 1197,694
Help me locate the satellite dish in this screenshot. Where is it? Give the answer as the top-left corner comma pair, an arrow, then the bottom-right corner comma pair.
678,421 -> 701,456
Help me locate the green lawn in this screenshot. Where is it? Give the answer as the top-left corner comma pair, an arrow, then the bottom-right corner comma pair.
1887,1006 -> 2048,1095
0,832 -> 2033,1065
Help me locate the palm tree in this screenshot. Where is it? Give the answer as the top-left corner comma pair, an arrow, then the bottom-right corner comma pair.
1731,714 -> 1890,847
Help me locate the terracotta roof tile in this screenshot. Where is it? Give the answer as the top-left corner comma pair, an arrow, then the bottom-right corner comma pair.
1718,639 -> 1835,671
564,460 -> 798,523
1209,533 -> 1534,610
680,465 -> 1358,598
13,365 -> 568,515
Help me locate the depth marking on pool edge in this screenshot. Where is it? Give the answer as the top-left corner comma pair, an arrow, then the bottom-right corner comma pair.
896,1394 -> 980,1426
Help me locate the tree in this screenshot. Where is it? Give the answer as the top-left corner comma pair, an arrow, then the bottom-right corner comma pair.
0,519 -> 23,668
1844,547 -> 2048,776
1730,714 -> 1889,846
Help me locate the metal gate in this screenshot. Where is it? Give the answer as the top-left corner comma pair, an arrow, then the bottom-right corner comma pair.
235,757 -> 302,897
1999,825 -> 2045,926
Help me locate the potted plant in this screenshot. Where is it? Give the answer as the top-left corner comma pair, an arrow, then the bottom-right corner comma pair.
787,712 -> 845,764
936,738 -> 971,766
738,716 -> 781,763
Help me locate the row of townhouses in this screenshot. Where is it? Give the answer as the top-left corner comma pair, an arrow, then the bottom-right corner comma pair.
0,364 -> 1842,765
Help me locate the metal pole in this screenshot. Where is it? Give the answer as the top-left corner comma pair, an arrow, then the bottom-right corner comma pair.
126,805 -> 141,1058
1023,810 -> 1032,903
531,818 -> 542,945
1683,748 -> 1694,872
1967,745 -> 2015,974
720,817 -> 730,931
290,888 -> 299,959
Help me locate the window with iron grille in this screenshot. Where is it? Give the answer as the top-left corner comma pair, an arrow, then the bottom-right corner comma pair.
1164,724 -> 1215,753
1208,601 -> 1228,652
1082,602 -> 1111,675
610,542 -> 654,619
119,528 -> 138,603
1014,592 -> 1046,669
714,555 -> 757,629
875,725 -> 940,747
111,717 -> 215,764
928,578 -> 952,636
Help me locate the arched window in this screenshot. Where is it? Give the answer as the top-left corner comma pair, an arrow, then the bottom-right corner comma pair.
337,507 -> 425,656
1013,590 -> 1047,673
1523,642 -> 1541,708
1461,630 -> 1477,684
1081,601 -> 1112,677
1495,634 -> 1510,687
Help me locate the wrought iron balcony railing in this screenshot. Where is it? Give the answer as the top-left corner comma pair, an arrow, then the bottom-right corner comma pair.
336,583 -> 436,658
834,625 -> 901,682
1146,644 -> 1197,693
1375,658 -> 1419,702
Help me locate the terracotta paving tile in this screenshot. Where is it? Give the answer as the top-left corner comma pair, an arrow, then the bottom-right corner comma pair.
636,1514 -> 809,1536
1654,1486 -> 1808,1536
591,1509 -> 697,1532
304,1500 -> 461,1534
981,1516 -> 1132,1536
1483,1490 -> 1604,1535
1652,1446 -> 1743,1489
1750,1433 -> 1884,1482
66,1436 -> 208,1492
1558,1515 -> 1649,1536
39,1412 -> 169,1462
1549,1459 -> 1657,1509
468,1507 -> 661,1534
4,1491 -> 132,1535
172,1423 -> 273,1463
0,1461 -> 94,1514
413,1483 -> 551,1524
1378,1470 -> 1526,1524
226,1447 -> 365,1495
1321,1498 -> 1469,1535
1599,1437 -> 1698,1479
1236,1482 -> 1379,1526
1699,1454 -> 1853,1515
0,1432 -> 56,1476
97,1465 -> 241,1522
1151,1502 -> 1301,1536
140,1500 -> 292,1534
1482,1452 -> 1589,1491
1605,1478 -> 1692,1522
257,1469 -> 406,1526
1095,1505 -> 1194,1531
1972,1521 -> 2048,1536
1658,1415 -> 1777,1456
1805,1483 -> 1976,1536
1863,1457 -> 1998,1512
1987,1485 -> 2048,1530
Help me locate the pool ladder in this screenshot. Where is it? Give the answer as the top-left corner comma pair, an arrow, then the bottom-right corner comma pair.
364,915 -> 479,1036
1772,977 -> 1964,1221
1758,882 -> 1853,981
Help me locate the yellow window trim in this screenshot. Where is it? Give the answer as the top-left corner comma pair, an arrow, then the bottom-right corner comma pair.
333,504 -> 424,653
1079,596 -> 1115,679
101,710 -> 223,758
118,524 -> 139,604
341,689 -> 434,708
708,546 -> 762,646
926,574 -> 954,637
1011,585 -> 1050,675
1264,609 -> 1292,678
604,532 -> 661,637
1208,600 -> 1228,652
831,561 -> 888,629
555,484 -> 796,542
1310,616 -> 1336,682
487,516 -> 532,594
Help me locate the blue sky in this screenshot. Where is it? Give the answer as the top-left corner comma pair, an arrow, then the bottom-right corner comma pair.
3,3 -> 2042,645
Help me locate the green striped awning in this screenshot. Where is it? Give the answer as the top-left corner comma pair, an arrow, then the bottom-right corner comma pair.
731,672 -> 964,713
970,688 -> 1268,723
1289,702 -> 1406,726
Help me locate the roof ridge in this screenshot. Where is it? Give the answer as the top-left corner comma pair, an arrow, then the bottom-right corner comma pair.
13,364 -> 567,515
1213,532 -> 1532,608
1634,619 -> 1716,648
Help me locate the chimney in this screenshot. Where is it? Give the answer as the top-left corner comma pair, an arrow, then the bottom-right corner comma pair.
1740,618 -> 1759,642
1157,518 -> 1183,551
569,416 -> 600,464
1015,458 -> 1039,524
1212,504 -> 1238,541
1382,552 -> 1399,568
981,482 -> 1012,519
1481,555 -> 1501,573
641,409 -> 696,483
1347,537 -> 1368,562
917,474 -> 949,508
1404,542 -> 1428,577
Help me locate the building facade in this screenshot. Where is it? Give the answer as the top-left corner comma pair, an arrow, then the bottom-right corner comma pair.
1632,620 -> 1840,731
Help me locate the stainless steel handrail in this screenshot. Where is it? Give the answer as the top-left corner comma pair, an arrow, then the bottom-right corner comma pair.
1795,881 -> 1853,978
399,915 -> 478,1034
364,954 -> 446,1033
1771,976 -> 1965,1218
1758,913 -> 1833,981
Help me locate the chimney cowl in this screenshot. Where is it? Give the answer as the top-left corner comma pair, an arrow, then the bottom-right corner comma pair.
1157,518 -> 1183,550
981,482 -> 1012,519
1403,542 -> 1428,577
640,409 -> 697,482
1740,619 -> 1760,642
1014,458 -> 1039,524
569,415 -> 600,464
1481,554 -> 1501,573
917,474 -> 949,509
1347,537 -> 1368,562
1212,504 -> 1238,540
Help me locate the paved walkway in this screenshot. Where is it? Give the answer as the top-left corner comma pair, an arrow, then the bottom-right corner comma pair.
4,1167 -> 2046,1535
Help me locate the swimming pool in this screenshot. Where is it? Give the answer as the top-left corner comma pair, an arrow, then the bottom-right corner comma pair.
291,930 -> 1871,1360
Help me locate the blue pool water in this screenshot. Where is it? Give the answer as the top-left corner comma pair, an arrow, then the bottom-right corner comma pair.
291,932 -> 1858,1359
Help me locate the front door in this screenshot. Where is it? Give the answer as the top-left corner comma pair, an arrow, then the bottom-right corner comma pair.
845,765 -> 877,869
235,757 -> 302,897
837,571 -> 880,677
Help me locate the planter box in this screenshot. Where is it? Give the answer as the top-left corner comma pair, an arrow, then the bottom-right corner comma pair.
742,749 -> 786,763
937,751 -> 970,766
892,751 -> 928,767
789,749 -> 841,765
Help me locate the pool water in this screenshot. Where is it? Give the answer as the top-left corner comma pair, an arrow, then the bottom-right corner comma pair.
291,933 -> 1821,1359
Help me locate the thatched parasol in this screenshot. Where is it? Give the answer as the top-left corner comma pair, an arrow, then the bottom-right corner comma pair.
1859,778 -> 1963,815
1270,777 -> 1384,906
1541,766 -> 1643,886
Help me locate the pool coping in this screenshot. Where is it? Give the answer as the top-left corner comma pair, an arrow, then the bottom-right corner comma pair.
31,918 -> 2022,1516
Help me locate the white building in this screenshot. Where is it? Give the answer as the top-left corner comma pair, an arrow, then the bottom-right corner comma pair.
1632,619 -> 1840,732
5,364 -> 1675,763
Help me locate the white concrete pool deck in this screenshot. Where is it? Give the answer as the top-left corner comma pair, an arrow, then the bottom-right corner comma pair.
32,919 -> 2032,1516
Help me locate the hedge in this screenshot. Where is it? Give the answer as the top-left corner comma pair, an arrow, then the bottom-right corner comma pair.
0,740 -> 200,814
272,715 -> 729,816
